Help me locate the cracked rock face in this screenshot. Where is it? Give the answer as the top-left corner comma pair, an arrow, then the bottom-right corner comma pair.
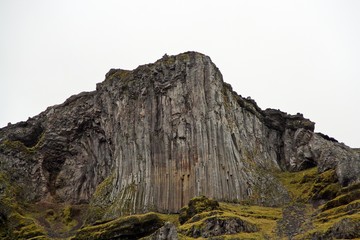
0,52 -> 359,215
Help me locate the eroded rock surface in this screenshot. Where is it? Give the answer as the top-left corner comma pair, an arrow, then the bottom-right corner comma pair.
182,215 -> 258,238
143,222 -> 179,240
0,52 -> 359,218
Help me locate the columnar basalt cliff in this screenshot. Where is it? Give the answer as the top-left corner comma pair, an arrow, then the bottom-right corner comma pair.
1,52 -> 359,223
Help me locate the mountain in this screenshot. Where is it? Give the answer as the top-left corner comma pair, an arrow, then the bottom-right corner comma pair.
0,52 -> 359,239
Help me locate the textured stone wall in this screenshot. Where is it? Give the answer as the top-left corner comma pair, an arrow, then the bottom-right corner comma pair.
0,52 -> 359,216
96,53 -> 289,214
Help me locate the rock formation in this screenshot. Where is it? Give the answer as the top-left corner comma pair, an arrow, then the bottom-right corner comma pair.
0,52 -> 359,239
1,52 -> 359,212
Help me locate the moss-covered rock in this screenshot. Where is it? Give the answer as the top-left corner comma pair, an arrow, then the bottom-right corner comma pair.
0,173 -> 46,239
73,212 -> 164,240
85,173 -> 115,224
277,167 -> 342,203
140,221 -> 178,240
304,217 -> 360,240
4,212 -> 46,240
179,212 -> 258,238
309,169 -> 341,201
179,196 -> 220,224
329,217 -> 360,238
321,189 -> 360,212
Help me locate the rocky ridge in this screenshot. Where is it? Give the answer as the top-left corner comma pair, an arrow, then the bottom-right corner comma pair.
0,52 -> 359,239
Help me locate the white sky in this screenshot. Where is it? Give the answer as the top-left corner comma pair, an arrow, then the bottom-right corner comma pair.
0,0 -> 359,148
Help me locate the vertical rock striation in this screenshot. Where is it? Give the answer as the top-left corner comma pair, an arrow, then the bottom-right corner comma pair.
94,52 -> 292,215
0,52 -> 359,217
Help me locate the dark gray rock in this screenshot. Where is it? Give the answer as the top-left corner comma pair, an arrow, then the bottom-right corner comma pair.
0,51 -> 359,218
308,218 -> 360,239
182,215 -> 258,238
330,217 -> 360,239
143,222 -> 178,240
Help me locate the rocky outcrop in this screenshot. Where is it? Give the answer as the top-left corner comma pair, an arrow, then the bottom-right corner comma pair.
74,212 -> 164,240
308,217 -> 360,239
143,222 -> 178,240
181,215 -> 258,238
0,91 -> 112,204
179,196 -> 220,224
178,197 -> 258,238
0,52 -> 359,219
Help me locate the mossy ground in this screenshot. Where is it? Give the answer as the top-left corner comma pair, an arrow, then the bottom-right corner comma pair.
276,167 -> 345,206
29,202 -> 88,239
179,210 -> 262,239
277,167 -> 360,239
1,167 -> 359,239
1,170 -> 87,239
0,172 -> 47,239
179,195 -> 220,224
220,203 -> 282,237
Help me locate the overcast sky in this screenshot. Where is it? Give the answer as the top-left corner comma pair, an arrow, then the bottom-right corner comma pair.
0,0 -> 359,147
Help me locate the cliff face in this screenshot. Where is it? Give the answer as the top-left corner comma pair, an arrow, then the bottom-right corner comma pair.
0,52 -> 359,217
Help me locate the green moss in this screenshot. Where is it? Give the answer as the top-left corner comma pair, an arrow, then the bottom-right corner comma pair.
299,212 -> 360,239
179,196 -> 220,224
97,182 -> 139,219
220,203 -> 282,221
95,179 -> 148,221
156,213 -> 180,227
316,199 -> 360,224
315,183 -> 341,200
62,205 -> 73,222
309,169 -> 341,201
0,172 -> 23,216
86,173 -> 115,223
162,55 -> 176,66
211,232 -> 266,239
290,180 -> 360,239
220,202 -> 281,238
276,167 -> 318,202
179,210 -> 258,238
340,181 -> 360,194
85,206 -> 106,225
74,212 -> 164,240
27,132 -> 45,152
27,236 -> 50,240
37,204 -> 83,237
178,53 -> 191,62
276,167 -> 342,203
275,167 -> 359,238
1,155 -> 359,240
186,210 -> 224,223
12,222 -> 46,239
5,212 -> 46,239
114,70 -> 131,79
1,139 -> 29,153
320,189 -> 360,212
0,132 -> 45,155
177,201 -> 283,239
